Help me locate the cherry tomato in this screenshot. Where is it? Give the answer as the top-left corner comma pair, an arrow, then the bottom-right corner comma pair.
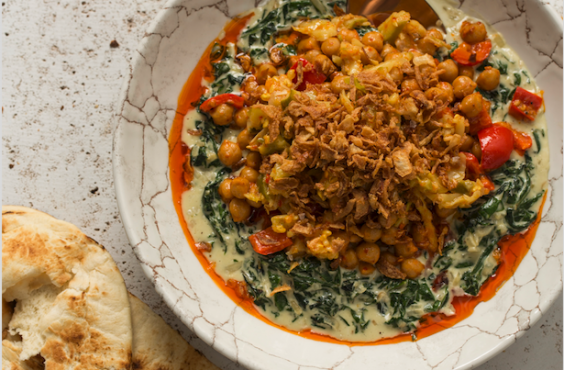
290,58 -> 326,91
477,124 -> 514,170
508,87 -> 543,121
200,93 -> 245,112
249,227 -> 293,255
451,40 -> 492,67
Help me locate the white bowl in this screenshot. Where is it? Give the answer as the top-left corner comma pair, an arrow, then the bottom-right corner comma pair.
113,1 -> 563,368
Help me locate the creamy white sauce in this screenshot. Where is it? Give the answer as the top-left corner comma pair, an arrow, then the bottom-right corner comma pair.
178,0 -> 549,342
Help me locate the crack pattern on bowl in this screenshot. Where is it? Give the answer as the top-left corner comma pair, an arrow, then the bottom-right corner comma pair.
113,0 -> 563,368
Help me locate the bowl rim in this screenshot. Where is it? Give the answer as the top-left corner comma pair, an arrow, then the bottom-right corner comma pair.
113,1 -> 563,368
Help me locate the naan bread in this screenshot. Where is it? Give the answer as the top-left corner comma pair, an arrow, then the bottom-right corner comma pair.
2,206 -> 132,370
129,294 -> 219,370
2,340 -> 44,370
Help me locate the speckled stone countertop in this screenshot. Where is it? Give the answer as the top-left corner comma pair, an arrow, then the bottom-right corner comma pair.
2,1 -> 562,369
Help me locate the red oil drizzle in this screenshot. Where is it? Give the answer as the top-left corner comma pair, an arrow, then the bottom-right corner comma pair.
168,15 -> 546,345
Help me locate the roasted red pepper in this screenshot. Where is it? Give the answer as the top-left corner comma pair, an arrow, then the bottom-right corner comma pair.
462,152 -> 495,191
290,58 -> 326,91
477,124 -> 514,171
200,93 -> 245,112
508,87 -> 543,121
463,152 -> 482,178
249,227 -> 293,255
451,40 -> 492,66
497,122 -> 533,155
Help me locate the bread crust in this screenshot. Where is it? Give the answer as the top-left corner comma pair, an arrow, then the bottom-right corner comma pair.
2,206 -> 133,370
128,294 -> 219,370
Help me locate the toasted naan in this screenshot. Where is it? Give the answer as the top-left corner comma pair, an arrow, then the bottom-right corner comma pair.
2,206 -> 132,370
129,294 -> 219,370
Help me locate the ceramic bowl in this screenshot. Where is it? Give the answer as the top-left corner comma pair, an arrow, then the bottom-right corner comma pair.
113,1 -> 563,368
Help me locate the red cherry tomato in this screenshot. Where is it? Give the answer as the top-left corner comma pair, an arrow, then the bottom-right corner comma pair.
451,40 -> 492,66
249,227 -> 293,255
508,87 -> 543,121
200,93 -> 245,112
477,124 -> 515,170
290,58 -> 326,91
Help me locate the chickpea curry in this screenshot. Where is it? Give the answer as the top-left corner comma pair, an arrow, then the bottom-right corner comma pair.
176,0 -> 549,342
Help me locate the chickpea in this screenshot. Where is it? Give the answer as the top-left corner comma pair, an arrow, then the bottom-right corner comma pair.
425,87 -> 451,104
471,141 -> 482,160
401,79 -> 421,93
229,198 -> 251,223
384,51 -> 401,62
256,85 -> 268,99
476,67 -> 500,91
460,21 -> 487,44
395,241 -> 418,258
350,233 -> 362,244
231,177 -> 250,199
305,49 -> 321,63
218,140 -> 242,167
438,82 -> 455,103
417,29 -> 443,55
452,75 -> 477,99
363,46 -> 380,63
233,107 -> 249,129
401,258 -> 425,279
297,37 -> 320,53
404,20 -> 427,41
340,249 -> 359,270
256,63 -> 278,85
333,230 -> 351,250
246,151 -> 262,169
361,224 -> 382,243
237,128 -> 254,149
411,223 -> 429,249
242,74 -> 258,91
458,65 -> 475,79
331,75 -> 350,94
321,37 -> 340,57
361,31 -> 384,52
460,135 -> 475,152
459,92 -> 483,118
218,178 -> 233,202
395,32 -> 416,52
381,252 -> 398,265
359,261 -> 376,276
438,59 -> 459,83
247,197 -> 263,208
356,242 -> 381,265
339,28 -> 360,43
210,103 -> 234,126
389,67 -> 403,84
379,213 -> 398,229
380,227 -> 400,245
239,166 -> 259,183
314,54 -> 337,76
380,44 -> 398,59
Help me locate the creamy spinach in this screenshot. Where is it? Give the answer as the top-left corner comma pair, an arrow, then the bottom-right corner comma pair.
180,0 -> 549,342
